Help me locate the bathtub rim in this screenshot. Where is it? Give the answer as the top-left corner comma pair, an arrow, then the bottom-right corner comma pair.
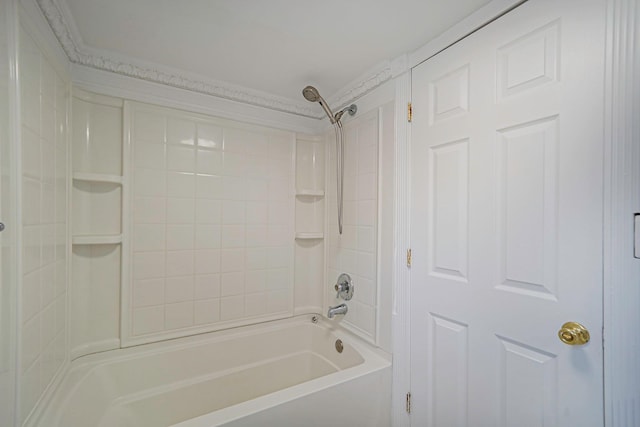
31,314 -> 391,427
61,314 -> 388,372
170,345 -> 390,427
170,316 -> 391,427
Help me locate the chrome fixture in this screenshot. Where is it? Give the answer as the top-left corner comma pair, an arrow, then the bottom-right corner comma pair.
334,104 -> 357,122
303,86 -> 337,124
302,85 -> 358,124
302,86 -> 357,234
334,273 -> 353,301
327,303 -> 348,318
335,339 -> 344,353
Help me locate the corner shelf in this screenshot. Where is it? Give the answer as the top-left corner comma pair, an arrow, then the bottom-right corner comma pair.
72,234 -> 123,245
73,173 -> 123,185
295,232 -> 324,240
70,90 -> 124,360
296,189 -> 325,197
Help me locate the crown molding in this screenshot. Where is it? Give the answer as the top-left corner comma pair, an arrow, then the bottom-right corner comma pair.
35,0 -> 394,120
328,62 -> 393,111
35,0 -> 80,61
71,63 -> 324,135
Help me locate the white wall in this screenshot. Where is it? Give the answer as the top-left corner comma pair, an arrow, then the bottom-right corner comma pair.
124,102 -> 297,346
17,1 -> 70,423
66,86 -> 396,352
324,81 -> 395,350
326,109 -> 380,341
0,0 -> 18,424
63,73 -> 398,353
68,96 -> 334,353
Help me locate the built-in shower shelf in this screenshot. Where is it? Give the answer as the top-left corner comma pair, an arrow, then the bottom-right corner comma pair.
295,232 -> 324,240
72,234 -> 123,245
295,189 -> 324,197
73,173 -> 123,185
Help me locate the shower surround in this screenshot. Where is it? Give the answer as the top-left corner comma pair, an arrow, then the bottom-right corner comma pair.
70,92 -> 393,352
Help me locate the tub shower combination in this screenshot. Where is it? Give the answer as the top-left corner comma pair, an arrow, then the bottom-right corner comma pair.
26,89 -> 390,427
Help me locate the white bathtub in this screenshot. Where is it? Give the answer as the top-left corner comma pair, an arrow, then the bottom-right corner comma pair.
34,316 -> 391,427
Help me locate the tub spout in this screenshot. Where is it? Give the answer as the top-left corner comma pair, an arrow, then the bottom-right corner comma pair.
327,303 -> 348,319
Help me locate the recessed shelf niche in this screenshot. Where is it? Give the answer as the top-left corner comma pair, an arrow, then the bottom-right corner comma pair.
295,195 -> 324,238
293,136 -> 325,315
72,180 -> 122,238
70,89 -> 124,358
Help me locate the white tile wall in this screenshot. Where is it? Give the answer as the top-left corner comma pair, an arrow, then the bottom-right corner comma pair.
19,26 -> 68,421
72,95 -> 122,176
327,111 -> 379,341
128,104 -> 294,342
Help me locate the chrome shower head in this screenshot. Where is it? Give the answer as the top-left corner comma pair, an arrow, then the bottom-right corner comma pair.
302,85 -> 336,124
302,85 -> 321,102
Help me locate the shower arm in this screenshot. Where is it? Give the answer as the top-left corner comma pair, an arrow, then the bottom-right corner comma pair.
334,104 -> 357,123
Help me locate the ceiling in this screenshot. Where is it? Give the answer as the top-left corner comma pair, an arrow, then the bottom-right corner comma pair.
43,0 -> 493,118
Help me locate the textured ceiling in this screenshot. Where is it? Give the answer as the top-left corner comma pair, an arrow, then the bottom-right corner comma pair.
51,0 -> 493,115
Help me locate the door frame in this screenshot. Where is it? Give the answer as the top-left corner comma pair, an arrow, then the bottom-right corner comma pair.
391,0 -> 640,426
1,0 -> 20,425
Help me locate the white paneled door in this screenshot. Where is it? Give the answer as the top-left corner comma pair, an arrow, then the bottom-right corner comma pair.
410,0 -> 606,426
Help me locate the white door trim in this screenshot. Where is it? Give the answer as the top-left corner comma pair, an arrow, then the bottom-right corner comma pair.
391,69 -> 411,427
2,0 -> 20,425
392,0 -> 640,425
603,0 -> 640,425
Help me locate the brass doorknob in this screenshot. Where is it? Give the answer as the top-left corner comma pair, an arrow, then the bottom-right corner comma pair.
558,322 -> 590,346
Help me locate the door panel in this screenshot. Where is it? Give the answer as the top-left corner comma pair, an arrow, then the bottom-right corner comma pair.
429,139 -> 468,282
410,1 -> 606,426
427,314 -> 469,427
497,116 -> 558,300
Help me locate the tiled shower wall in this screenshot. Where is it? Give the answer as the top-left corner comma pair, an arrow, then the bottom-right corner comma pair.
19,23 -> 68,420
126,103 -> 295,345
327,109 -> 379,341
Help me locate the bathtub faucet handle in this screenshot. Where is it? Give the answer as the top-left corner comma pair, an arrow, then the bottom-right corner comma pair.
334,273 -> 353,301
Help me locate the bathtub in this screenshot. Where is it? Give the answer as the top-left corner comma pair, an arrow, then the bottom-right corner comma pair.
34,315 -> 391,427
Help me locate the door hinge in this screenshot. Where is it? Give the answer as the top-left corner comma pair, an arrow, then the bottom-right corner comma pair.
407,102 -> 413,122
406,249 -> 412,268
634,213 -> 639,258
406,392 -> 412,414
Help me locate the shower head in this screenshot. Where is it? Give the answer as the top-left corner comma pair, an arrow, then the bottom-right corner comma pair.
302,85 -> 336,124
302,85 -> 321,102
